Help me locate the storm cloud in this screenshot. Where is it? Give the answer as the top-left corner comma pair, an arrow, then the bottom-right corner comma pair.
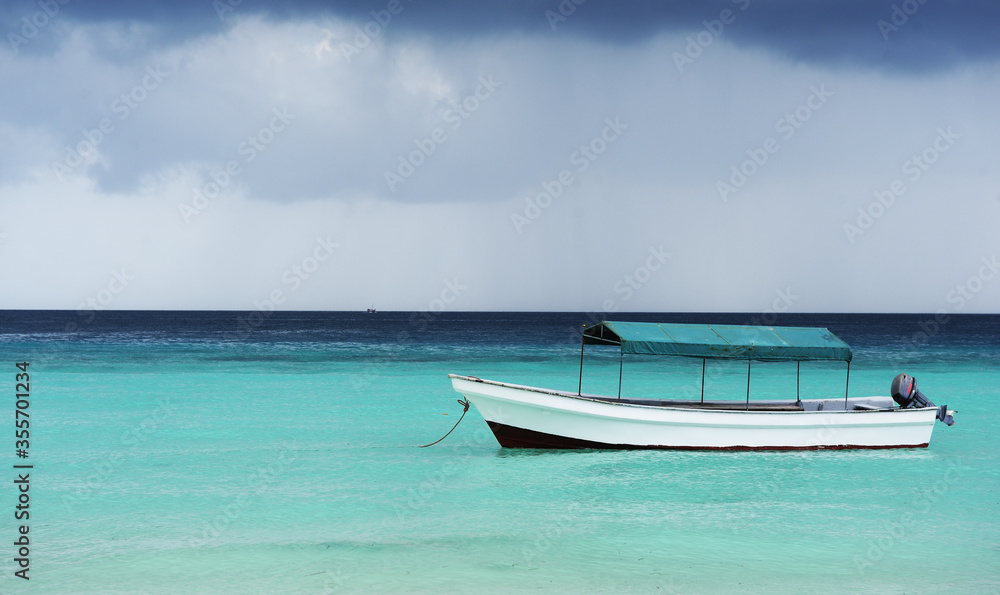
0,1 -> 997,312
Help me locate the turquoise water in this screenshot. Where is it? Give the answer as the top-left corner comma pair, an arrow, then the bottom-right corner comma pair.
0,312 -> 997,593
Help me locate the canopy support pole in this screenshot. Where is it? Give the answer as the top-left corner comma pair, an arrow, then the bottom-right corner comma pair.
700,358 -> 706,403
617,351 -> 623,401
746,359 -> 751,410
796,361 -> 801,406
844,360 -> 851,410
578,329 -> 585,396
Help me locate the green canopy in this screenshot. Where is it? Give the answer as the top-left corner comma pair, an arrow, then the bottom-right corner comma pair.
583,321 -> 852,362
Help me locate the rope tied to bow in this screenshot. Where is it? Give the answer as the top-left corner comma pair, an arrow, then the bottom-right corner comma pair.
418,398 -> 471,448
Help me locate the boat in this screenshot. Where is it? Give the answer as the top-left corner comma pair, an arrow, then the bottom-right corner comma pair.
449,321 -> 954,450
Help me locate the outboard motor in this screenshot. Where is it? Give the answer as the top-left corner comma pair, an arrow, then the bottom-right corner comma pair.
891,373 -> 954,425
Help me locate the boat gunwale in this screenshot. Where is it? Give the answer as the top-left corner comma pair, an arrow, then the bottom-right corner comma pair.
447,374 -> 935,416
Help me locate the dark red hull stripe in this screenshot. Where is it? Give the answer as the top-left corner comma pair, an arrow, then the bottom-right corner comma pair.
485,421 -> 929,451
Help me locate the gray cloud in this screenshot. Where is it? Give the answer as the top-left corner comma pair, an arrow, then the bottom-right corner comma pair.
3,14 -> 998,208
1,1 -> 998,313
4,0 -> 998,70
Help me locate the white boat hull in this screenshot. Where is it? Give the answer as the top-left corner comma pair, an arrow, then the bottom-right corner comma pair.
449,375 -> 940,450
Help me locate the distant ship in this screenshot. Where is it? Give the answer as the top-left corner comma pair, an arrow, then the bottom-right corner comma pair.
367,305 -> 376,314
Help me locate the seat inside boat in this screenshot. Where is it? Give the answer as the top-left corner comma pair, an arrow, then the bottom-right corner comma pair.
589,395 -> 896,412
590,396 -> 805,411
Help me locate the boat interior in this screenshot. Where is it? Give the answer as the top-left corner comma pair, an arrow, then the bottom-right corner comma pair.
586,395 -> 898,412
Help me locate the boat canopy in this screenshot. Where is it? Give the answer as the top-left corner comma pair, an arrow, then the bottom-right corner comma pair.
583,321 -> 852,362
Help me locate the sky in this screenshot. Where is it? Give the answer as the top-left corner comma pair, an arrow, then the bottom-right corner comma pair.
0,0 -> 998,313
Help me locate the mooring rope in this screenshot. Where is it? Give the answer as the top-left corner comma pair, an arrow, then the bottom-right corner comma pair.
418,398 -> 470,448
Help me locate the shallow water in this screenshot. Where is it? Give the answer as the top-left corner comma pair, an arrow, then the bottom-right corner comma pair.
0,311 -> 997,593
